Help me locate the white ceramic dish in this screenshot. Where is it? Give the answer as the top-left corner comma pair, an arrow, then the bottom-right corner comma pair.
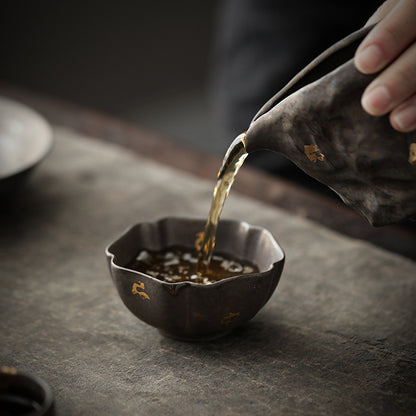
0,96 -> 53,196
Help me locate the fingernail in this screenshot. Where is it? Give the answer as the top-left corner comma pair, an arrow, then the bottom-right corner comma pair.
362,85 -> 391,114
355,44 -> 384,73
392,106 -> 416,132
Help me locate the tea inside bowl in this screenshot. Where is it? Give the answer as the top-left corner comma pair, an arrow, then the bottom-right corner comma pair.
125,245 -> 259,285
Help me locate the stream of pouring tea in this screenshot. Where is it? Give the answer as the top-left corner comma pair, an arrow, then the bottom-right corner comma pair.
197,133 -> 248,273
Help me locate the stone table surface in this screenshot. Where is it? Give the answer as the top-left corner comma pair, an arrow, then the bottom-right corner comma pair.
1,127 -> 416,416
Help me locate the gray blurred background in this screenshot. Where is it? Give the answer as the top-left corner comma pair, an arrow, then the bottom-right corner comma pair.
0,1 -> 379,159
0,1 -> 222,153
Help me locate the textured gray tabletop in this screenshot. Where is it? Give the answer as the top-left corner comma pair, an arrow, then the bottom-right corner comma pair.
1,127 -> 416,415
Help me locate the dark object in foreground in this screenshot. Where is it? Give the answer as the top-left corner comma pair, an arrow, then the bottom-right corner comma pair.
0,368 -> 54,416
106,217 -> 284,341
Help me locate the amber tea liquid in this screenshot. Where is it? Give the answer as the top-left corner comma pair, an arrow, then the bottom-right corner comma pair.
196,133 -> 248,273
126,133 -> 252,285
127,246 -> 258,284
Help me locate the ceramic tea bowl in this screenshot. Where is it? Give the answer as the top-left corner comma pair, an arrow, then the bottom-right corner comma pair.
105,217 -> 285,341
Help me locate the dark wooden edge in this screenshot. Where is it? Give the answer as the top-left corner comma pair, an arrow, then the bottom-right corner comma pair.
1,83 -> 414,260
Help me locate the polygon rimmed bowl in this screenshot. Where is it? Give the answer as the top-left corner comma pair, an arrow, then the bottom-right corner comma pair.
105,217 -> 285,341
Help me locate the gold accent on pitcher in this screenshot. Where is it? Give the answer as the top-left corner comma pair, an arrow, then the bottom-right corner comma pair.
409,143 -> 416,165
132,282 -> 150,300
304,144 -> 325,162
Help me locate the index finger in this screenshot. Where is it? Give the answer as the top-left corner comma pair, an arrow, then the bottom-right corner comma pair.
355,0 -> 416,74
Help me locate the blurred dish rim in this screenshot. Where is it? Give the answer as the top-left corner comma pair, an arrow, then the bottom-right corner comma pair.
0,96 -> 53,193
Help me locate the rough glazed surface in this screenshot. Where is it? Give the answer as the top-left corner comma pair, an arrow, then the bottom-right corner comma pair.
1,128 -> 416,415
246,26 -> 416,226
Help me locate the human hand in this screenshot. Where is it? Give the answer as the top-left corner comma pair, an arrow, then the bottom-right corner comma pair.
354,0 -> 416,132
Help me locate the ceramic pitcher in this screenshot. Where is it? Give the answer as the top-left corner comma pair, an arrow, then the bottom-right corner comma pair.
244,25 -> 416,226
